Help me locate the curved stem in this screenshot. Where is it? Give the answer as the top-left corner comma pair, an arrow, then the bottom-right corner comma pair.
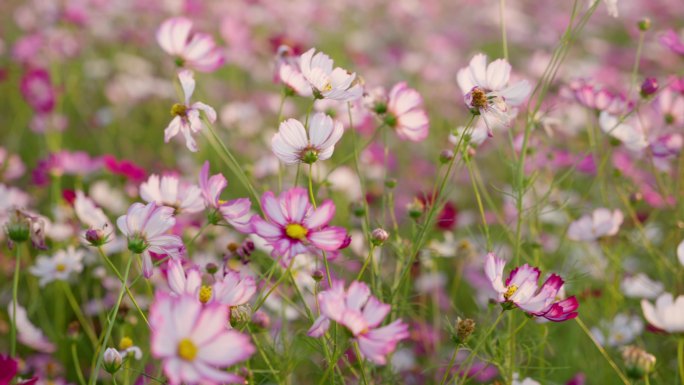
353,341 -> 370,385
62,281 -> 99,348
455,311 -> 506,385
10,245 -> 21,357
439,344 -> 461,385
96,247 -> 149,326
575,317 -> 631,385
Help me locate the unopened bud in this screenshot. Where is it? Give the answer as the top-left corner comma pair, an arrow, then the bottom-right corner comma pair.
312,269 -> 324,282
206,263 -> 219,275
371,228 -> 389,246
103,348 -> 123,374
230,304 -> 252,328
622,345 -> 655,379
385,178 -> 397,189
5,211 -> 30,244
407,199 -> 425,220
637,18 -> 651,31
251,311 -> 271,330
85,228 -> 107,246
456,317 -> 476,343
351,202 -> 366,217
439,150 -> 454,164
640,77 -> 658,98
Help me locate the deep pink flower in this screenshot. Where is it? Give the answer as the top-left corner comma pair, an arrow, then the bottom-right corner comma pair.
308,281 -> 409,365
156,17 -> 224,72
198,161 -> 252,233
250,188 -> 348,266
102,155 -> 147,182
660,29 -> 684,56
484,253 -> 579,322
20,68 -> 56,114
385,82 -> 429,142
150,293 -> 255,384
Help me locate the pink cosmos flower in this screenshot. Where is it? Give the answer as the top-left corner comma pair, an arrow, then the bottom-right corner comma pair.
0,148 -> 25,181
274,46 -> 312,97
0,355 -> 38,385
385,82 -> 429,142
150,293 -> 255,385
271,112 -> 344,165
140,174 -> 204,214
102,155 -> 147,183
567,208 -> 623,242
299,48 -> 362,101
307,281 -> 409,365
167,259 -> 256,308
116,202 -> 184,278
20,68 -> 56,114
484,253 -> 579,322
7,302 -> 56,353
457,54 -> 530,133
156,17 -> 224,72
641,293 -> 684,333
660,29 -> 684,56
250,188 -> 348,266
198,161 -> 252,233
165,70 -> 217,152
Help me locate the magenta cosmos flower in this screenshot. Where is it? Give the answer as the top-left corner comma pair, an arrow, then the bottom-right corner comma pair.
250,188 -> 348,266
156,17 -> 224,72
198,161 -> 252,233
271,112 -> 344,165
307,281 -> 409,365
117,202 -> 184,278
150,293 -> 255,385
484,253 -> 578,322
165,70 -> 217,152
385,82 -> 429,142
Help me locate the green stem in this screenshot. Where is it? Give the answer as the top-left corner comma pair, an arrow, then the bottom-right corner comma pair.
678,338 -> 684,385
455,311 -> 506,385
10,245 -> 21,357
62,281 -> 99,348
575,317 -> 631,385
72,343 -> 88,385
439,344 -> 461,385
96,247 -> 149,326
353,341 -> 369,385
91,255 -> 134,385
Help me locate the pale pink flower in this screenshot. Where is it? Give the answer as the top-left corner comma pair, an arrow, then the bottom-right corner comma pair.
73,190 -> 113,237
567,208 -> 623,242
140,174 -> 204,214
271,112 -> 344,165
198,161 -> 252,233
457,54 -> 530,133
275,46 -> 312,97
641,293 -> 684,333
164,70 -> 217,152
385,82 -> 429,142
250,188 -> 348,266
308,281 -> 409,365
660,29 -> 684,56
157,17 -> 224,72
150,293 -> 255,385
7,302 -> 56,353
117,202 -> 184,278
167,259 -> 255,307
299,48 -> 362,101
484,253 -> 579,322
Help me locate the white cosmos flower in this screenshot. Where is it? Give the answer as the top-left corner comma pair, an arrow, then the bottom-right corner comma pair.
299,48 -> 362,102
29,246 -> 84,287
271,112 -> 343,165
599,112 -> 648,153
591,313 -> 643,347
641,293 -> 684,333
677,239 -> 684,266
74,190 -> 113,235
567,208 -> 623,242
279,63 -> 312,97
457,54 -> 531,133
621,273 -> 664,299
140,174 -> 204,214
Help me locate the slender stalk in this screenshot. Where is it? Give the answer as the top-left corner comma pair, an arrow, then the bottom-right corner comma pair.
500,0 -> 508,60
72,343 -> 88,385
356,245 -> 376,282
252,259 -> 295,312
91,255 -> 134,385
678,338 -> 684,385
10,245 -> 21,357
353,341 -> 370,385
439,344 -> 461,385
454,311 -> 506,385
96,247 -> 149,326
62,282 -> 99,348
575,317 -> 631,385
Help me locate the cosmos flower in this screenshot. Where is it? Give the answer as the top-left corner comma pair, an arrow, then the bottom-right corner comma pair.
164,70 -> 217,152
271,112 -> 344,165
73,190 -> 113,238
150,293 -> 255,385
198,161 -> 252,233
621,274 -> 664,300
299,48 -> 362,101
484,253 -> 579,322
274,46 -> 312,97
29,246 -> 84,287
641,293 -> 684,333
660,29 -> 684,56
156,17 -> 224,72
457,54 -> 530,133
308,281 -> 409,365
20,68 -> 55,114
117,202 -> 184,278
598,112 -> 648,153
567,208 -> 623,242
384,82 -> 429,142
140,174 -> 204,214
591,313 -> 644,347
7,302 -> 55,353
250,187 -> 348,266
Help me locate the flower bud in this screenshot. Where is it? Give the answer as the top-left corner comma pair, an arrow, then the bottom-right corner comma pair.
455,317 -> 476,344
371,228 -> 389,246
407,199 -> 425,220
5,212 -> 30,244
206,263 -> 219,275
622,345 -> 655,379
312,269 -> 324,282
230,304 -> 252,328
385,178 -> 397,189
439,150 -> 454,164
640,77 -> 658,98
637,18 -> 651,31
85,228 -> 107,246
351,202 -> 366,217
103,348 -> 122,374
251,311 -> 271,330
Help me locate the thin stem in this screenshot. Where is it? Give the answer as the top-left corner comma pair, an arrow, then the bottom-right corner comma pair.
454,311 -> 506,385
308,163 -> 317,209
10,245 -> 21,357
575,317 -> 631,385
62,281 -> 99,348
439,344 -> 461,385
96,247 -> 149,326
356,245 -> 376,282
252,258 -> 295,312
678,338 -> 684,385
500,0 -> 508,60
353,341 -> 369,385
91,255 -> 134,385
72,343 -> 88,385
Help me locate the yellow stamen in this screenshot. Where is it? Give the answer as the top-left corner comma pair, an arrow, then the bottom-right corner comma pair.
504,285 -> 518,300
285,223 -> 308,240
56,263 -> 66,272
470,88 -> 488,109
199,285 -> 213,304
322,83 -> 333,92
177,338 -> 198,361
170,103 -> 188,117
119,336 -> 133,350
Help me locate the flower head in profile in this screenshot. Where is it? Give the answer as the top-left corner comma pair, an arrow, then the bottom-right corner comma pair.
157,17 -> 224,72
567,208 -> 623,242
272,112 -> 343,165
370,82 -> 429,142
457,54 -> 530,133
165,70 -> 217,152
117,202 -> 184,278
150,293 -> 255,385
299,48 -> 362,101
641,293 -> 684,333
198,161 -> 252,232
274,45 -> 312,97
140,174 -> 204,214
7,301 -> 55,353
73,191 -> 113,241
484,253 -> 579,322
307,281 -> 409,365
250,188 -> 349,266
29,246 -> 84,287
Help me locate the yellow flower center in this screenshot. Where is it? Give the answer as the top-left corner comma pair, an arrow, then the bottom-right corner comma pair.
119,336 -> 133,350
177,338 -> 198,361
470,88 -> 488,109
218,199 -> 227,205
199,285 -> 213,304
170,103 -> 188,117
56,263 -> 66,272
504,285 -> 518,300
285,223 -> 308,240
322,82 -> 333,92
